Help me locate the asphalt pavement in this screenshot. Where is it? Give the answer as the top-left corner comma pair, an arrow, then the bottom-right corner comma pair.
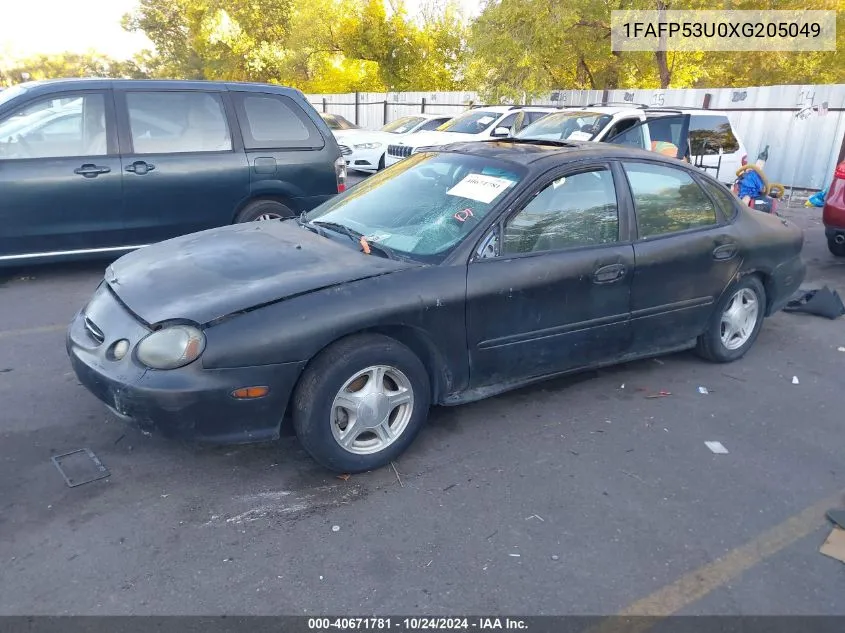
1,200 -> 844,616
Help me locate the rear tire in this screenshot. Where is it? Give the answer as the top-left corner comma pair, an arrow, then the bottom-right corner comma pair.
292,334 -> 431,473
235,199 -> 294,223
827,237 -> 845,257
695,276 -> 766,363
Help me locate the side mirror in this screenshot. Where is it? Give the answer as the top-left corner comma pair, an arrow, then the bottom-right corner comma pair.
491,127 -> 510,138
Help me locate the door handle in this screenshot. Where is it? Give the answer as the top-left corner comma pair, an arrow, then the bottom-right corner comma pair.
713,243 -> 738,260
74,164 -> 111,178
125,161 -> 156,175
593,263 -> 627,284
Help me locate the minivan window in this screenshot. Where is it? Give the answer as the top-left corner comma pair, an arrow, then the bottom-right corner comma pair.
127,91 -> 231,154
0,93 -> 108,159
234,92 -> 323,150
689,115 -> 739,155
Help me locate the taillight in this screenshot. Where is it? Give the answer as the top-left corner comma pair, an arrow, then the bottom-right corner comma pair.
335,156 -> 347,193
835,161 -> 845,180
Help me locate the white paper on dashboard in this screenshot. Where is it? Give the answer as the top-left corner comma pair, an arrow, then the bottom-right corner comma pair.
446,174 -> 515,204
566,131 -> 593,141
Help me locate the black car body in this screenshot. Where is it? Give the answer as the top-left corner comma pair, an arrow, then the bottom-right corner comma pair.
68,140 -> 805,472
0,79 -> 345,266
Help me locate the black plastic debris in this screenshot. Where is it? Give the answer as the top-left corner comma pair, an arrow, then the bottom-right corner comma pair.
52,448 -> 110,488
782,286 -> 845,319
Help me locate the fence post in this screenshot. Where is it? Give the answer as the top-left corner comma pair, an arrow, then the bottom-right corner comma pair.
383,100 -> 389,126
702,93 -> 712,109
601,89 -> 609,105
421,97 -> 427,113
354,92 -> 360,125
322,98 -> 327,113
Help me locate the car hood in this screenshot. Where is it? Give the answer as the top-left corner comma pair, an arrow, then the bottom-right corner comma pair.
104,221 -> 416,326
394,130 -> 482,149
333,129 -> 392,145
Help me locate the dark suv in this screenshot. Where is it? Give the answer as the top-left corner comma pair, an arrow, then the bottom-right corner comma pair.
0,79 -> 345,266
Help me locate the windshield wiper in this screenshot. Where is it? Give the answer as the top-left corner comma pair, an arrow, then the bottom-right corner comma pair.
310,220 -> 395,260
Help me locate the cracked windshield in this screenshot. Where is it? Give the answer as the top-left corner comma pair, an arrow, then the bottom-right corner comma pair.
306,152 -> 524,260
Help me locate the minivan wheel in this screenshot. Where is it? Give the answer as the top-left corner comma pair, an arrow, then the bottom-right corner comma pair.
695,276 -> 766,363
235,200 -> 294,223
827,237 -> 845,257
292,334 -> 431,473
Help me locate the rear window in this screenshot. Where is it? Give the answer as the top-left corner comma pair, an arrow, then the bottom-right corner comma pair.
689,115 -> 739,155
233,92 -> 324,150
700,177 -> 739,221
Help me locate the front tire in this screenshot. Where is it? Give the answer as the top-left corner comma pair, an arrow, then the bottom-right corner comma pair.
377,154 -> 385,171
828,237 -> 845,257
235,199 -> 294,223
695,276 -> 766,363
292,334 -> 431,473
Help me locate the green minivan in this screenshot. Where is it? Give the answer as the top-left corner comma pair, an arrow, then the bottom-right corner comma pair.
0,79 -> 346,265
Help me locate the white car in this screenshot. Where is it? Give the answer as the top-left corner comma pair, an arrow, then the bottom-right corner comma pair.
385,106 -> 557,167
515,105 -> 748,185
331,113 -> 453,173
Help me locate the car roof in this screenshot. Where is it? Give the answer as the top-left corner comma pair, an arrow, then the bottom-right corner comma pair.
13,78 -> 305,98
438,138 -> 700,170
559,105 -> 732,117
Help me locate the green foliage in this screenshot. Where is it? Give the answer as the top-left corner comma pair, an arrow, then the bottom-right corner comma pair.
2,0 -> 841,95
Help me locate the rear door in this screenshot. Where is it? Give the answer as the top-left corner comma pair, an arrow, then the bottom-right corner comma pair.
688,114 -> 742,184
230,91 -> 338,213
115,87 -> 249,244
0,89 -> 124,260
620,159 -> 741,351
466,163 -> 634,385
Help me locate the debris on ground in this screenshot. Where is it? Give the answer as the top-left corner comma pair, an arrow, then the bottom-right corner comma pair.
838,347 -> 845,352
698,386 -> 710,394
51,448 -> 110,488
336,474 -> 350,481
827,509 -> 845,530
525,514 -> 545,522
551,555 -> 560,561
620,383 -> 625,389
820,527 -> 845,564
509,553 -> 521,557
646,390 -> 672,399
390,461 -> 404,488
783,286 -> 845,319
705,441 -> 730,454
653,358 -> 665,365
792,376 -> 800,385
331,525 -> 340,532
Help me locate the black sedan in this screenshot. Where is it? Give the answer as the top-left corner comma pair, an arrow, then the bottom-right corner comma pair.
67,140 -> 805,473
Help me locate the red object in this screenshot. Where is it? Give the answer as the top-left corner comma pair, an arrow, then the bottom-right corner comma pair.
741,154 -> 748,166
823,160 -> 845,230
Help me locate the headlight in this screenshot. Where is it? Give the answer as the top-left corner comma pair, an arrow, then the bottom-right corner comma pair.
353,142 -> 383,150
136,325 -> 205,370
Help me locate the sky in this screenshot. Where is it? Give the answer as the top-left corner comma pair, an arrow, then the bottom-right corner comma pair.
0,0 -> 484,61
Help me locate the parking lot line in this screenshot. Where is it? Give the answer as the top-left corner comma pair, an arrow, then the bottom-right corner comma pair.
589,489 -> 843,632
0,324 -> 66,340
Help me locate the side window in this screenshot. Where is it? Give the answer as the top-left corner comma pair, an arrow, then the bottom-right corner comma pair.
700,178 -> 739,221
503,168 -> 619,254
526,111 -> 551,125
233,92 -> 323,150
623,162 -> 718,238
496,113 -> 518,132
609,115 -> 687,159
605,118 -> 639,139
127,91 -> 231,154
0,93 -> 108,159
419,118 -> 449,131
689,115 -> 740,156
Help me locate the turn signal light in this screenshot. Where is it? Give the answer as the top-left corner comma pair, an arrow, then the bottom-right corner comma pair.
231,386 -> 270,399
835,161 -> 845,180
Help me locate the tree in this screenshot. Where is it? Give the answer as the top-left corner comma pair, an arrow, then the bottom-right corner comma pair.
0,52 -> 149,86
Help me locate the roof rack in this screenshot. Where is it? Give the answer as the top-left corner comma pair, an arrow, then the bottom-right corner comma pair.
585,102 -> 650,108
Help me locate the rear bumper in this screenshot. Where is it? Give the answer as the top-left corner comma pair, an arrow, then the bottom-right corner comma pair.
67,287 -> 305,444
766,255 -> 806,315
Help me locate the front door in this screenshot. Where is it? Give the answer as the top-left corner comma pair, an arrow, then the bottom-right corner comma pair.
0,90 -> 124,260
115,88 -> 250,244
466,163 -> 635,387
621,160 -> 742,350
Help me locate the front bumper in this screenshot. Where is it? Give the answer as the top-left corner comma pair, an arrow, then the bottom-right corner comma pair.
67,285 -> 305,444
345,147 -> 384,172
766,255 -> 806,315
